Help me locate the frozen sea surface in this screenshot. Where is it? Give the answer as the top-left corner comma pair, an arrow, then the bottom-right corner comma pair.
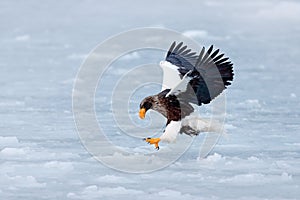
1,0 -> 300,199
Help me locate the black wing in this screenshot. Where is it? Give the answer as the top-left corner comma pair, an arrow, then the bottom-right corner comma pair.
166,41 -> 234,106
165,41 -> 198,76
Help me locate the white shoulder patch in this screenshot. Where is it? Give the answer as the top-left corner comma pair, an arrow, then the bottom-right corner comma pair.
166,70 -> 192,97
159,61 -> 181,91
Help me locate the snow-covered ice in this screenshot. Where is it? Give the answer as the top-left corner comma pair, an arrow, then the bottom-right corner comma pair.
1,0 -> 300,199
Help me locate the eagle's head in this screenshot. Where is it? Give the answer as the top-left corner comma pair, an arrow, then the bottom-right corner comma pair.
139,97 -> 154,119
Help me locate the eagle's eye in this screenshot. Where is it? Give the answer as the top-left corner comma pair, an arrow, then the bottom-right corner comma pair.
141,102 -> 152,110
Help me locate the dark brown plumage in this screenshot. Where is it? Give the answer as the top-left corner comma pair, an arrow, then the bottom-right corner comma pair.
140,89 -> 194,125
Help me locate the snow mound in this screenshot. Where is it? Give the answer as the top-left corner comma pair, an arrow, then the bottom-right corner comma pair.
257,2 -> 300,21
199,153 -> 225,163
96,175 -> 133,183
239,99 -> 262,109
0,147 -> 26,157
183,30 -> 208,38
0,136 -> 19,147
44,161 -> 74,170
119,52 -> 140,60
158,189 -> 185,197
67,186 -> 144,199
0,174 -> 46,188
0,146 -> 79,161
183,30 -> 230,41
218,172 -> 292,185
15,34 -> 30,41
67,53 -> 88,60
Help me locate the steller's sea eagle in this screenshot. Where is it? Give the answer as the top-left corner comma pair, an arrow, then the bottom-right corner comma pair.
139,41 -> 234,150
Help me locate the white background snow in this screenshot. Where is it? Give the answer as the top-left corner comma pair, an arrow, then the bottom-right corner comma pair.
1,0 -> 300,199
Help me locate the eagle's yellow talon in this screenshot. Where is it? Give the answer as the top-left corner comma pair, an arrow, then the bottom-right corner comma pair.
144,138 -> 161,150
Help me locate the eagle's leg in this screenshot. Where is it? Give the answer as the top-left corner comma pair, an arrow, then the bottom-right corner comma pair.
144,137 -> 161,150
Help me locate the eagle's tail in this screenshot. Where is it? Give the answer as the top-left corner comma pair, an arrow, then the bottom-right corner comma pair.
180,116 -> 225,136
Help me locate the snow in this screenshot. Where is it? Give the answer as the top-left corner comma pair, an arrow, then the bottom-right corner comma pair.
15,34 -> 30,41
1,0 -> 300,199
256,2 -> 300,20
44,161 -> 74,170
67,53 -> 88,61
119,52 -> 140,60
96,175 -> 134,183
0,147 -> 26,157
0,136 -> 19,147
67,186 -> 144,199
218,172 -> 293,185
0,172 -> 46,189
183,30 -> 208,39
183,30 -> 230,41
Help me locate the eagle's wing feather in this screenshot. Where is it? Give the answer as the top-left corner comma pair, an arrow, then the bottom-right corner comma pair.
160,41 -> 198,91
162,41 -> 234,106
159,61 -> 182,91
189,44 -> 234,105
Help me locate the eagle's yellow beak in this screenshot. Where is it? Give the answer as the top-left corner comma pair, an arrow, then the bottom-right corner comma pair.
139,108 -> 146,119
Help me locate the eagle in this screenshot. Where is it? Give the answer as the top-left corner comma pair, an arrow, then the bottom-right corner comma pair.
139,41 -> 234,150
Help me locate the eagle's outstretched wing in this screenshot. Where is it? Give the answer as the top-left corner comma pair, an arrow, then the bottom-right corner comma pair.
159,42 -> 198,91
161,41 -> 234,106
